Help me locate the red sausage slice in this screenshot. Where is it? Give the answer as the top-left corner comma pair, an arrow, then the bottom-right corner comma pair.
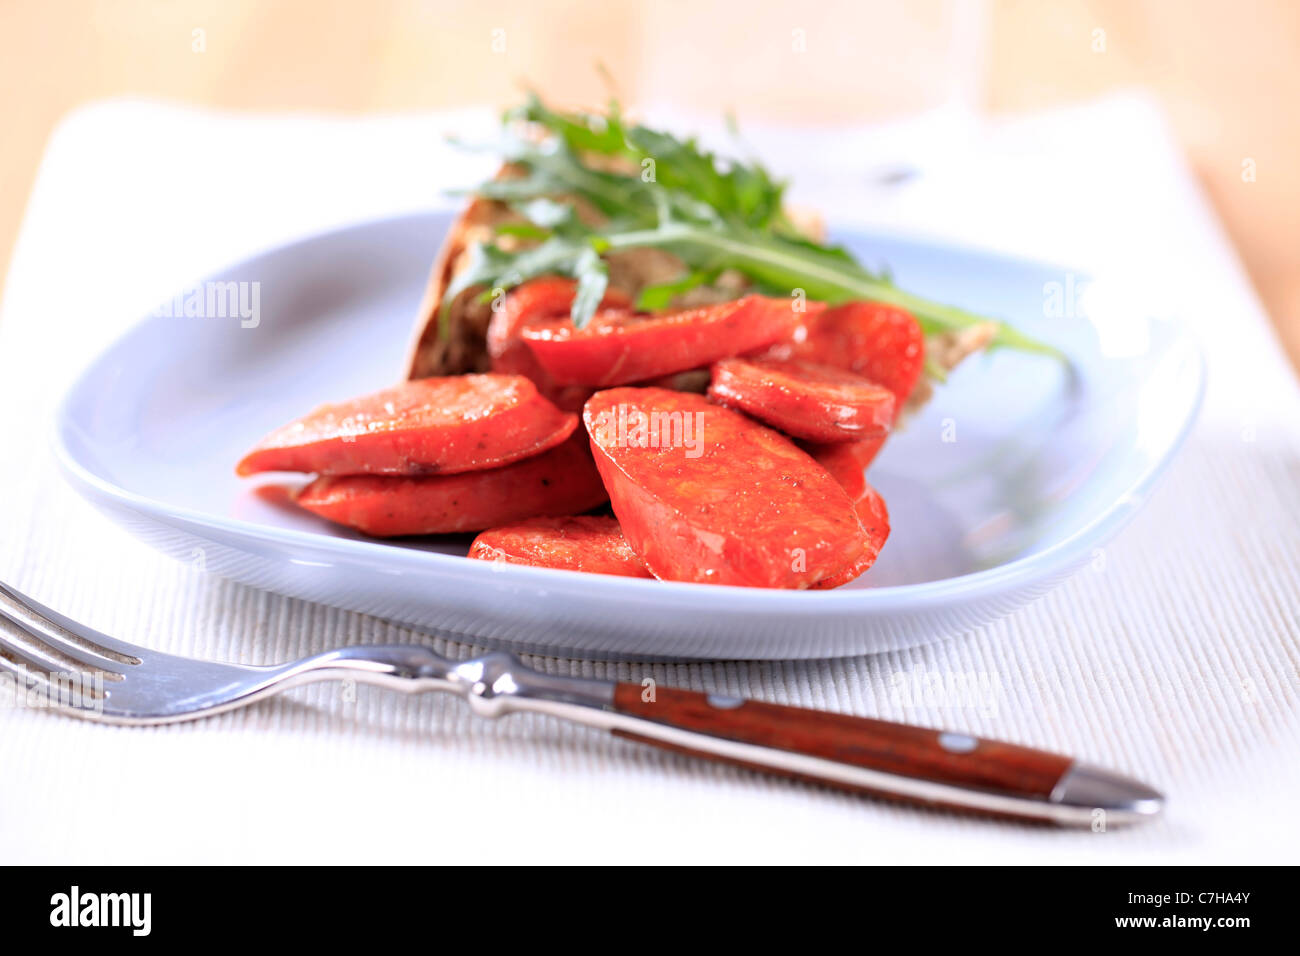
236,374 -> 577,477
488,278 -> 630,412
811,481 -> 890,589
806,440 -> 892,587
803,435 -> 888,498
708,357 -> 894,443
294,433 -> 607,536
522,296 -> 800,387
768,301 -> 924,420
583,388 -> 866,588
468,515 -> 652,578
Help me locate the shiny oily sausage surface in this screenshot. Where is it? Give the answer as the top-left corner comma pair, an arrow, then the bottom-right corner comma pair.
802,436 -> 888,499
237,374 -> 576,477
708,356 -> 894,443
488,278 -> 630,412
583,388 -> 866,588
294,433 -> 607,536
468,515 -> 652,578
766,301 -> 925,420
523,296 -> 801,387
810,480 -> 890,589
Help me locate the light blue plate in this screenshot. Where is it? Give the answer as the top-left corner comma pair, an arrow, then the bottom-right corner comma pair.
53,211 -> 1203,659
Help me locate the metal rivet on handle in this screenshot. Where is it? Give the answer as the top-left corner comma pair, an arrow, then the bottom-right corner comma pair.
706,694 -> 744,710
938,732 -> 978,754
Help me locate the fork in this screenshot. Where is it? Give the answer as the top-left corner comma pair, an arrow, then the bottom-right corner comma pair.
0,580 -> 1162,826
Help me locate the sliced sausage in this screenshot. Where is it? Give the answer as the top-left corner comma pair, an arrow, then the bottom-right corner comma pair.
803,435 -> 888,499
468,515 -> 652,578
583,388 -> 866,588
522,296 -> 800,387
806,440 -> 892,587
708,356 -> 894,443
236,374 -> 576,477
811,481 -> 890,589
766,301 -> 924,420
488,277 -> 630,412
294,433 -> 607,536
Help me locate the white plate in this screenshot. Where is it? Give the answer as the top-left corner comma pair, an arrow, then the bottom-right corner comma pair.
54,211 -> 1203,659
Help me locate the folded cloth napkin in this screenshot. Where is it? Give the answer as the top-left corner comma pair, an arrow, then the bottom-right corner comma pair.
1,94 -> 1296,863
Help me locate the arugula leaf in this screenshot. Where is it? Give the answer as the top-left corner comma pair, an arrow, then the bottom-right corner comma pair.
596,221 -> 1057,354
438,235 -> 609,333
635,266 -> 725,311
507,92 -> 629,157
492,222 -> 552,242
511,198 -> 582,231
513,91 -> 787,230
570,246 -> 610,323
444,93 -> 1061,359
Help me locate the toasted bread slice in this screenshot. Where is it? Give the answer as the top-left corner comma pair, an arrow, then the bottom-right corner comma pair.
403,187 -> 989,408
405,197 -> 513,379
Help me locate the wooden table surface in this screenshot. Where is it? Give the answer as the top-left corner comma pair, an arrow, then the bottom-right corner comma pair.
3,0 -> 1297,366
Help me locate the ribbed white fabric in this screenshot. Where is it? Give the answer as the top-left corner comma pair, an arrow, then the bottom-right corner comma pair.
1,96 -> 1296,863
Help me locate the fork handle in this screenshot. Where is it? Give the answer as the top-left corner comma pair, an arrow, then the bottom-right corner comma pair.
603,682 -> 1161,825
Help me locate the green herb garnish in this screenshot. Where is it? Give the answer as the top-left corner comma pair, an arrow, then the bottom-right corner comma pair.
442,92 -> 1058,361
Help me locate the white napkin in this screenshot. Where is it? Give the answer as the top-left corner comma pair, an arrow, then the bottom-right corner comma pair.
2,94 -> 1297,864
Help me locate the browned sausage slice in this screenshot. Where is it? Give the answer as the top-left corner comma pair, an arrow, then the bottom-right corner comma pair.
237,374 -> 576,477
583,388 -> 866,588
802,436 -> 887,499
487,277 -> 631,412
707,356 -> 894,443
810,481 -> 890,589
522,296 -> 799,387
763,301 -> 925,422
294,433 -> 607,536
468,515 -> 652,578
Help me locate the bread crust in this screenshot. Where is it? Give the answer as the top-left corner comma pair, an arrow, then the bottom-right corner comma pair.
404,197 -> 514,379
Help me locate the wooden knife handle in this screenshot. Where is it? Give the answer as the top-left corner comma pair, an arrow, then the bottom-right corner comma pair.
610,682 -> 1080,820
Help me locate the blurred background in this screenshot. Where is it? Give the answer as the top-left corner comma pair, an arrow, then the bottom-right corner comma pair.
3,0 -> 1297,363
